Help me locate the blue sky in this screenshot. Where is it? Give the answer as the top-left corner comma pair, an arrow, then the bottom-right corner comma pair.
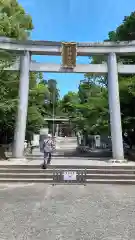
19,0 -> 135,97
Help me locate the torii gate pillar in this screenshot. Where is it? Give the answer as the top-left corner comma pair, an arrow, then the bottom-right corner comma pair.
12,51 -> 30,159
107,52 -> 124,161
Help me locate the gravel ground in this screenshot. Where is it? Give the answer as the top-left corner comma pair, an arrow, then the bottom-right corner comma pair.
0,183 -> 135,240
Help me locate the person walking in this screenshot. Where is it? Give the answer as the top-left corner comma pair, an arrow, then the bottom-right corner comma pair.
42,134 -> 55,169
24,140 -> 27,155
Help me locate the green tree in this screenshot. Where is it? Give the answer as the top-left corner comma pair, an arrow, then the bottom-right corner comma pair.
0,1 -> 47,151
60,82 -> 109,137
0,0 -> 33,39
84,11 -> 135,146
0,0 -> 33,67
92,11 -> 135,65
26,74 -> 50,140
61,91 -> 79,114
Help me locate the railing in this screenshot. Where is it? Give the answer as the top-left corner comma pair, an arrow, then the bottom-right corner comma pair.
52,169 -> 87,185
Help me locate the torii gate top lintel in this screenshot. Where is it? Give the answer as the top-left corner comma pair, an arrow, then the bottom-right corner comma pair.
1,36 -> 135,46
1,37 -> 135,56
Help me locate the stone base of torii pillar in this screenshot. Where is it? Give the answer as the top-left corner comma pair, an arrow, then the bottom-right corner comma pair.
108,159 -> 127,163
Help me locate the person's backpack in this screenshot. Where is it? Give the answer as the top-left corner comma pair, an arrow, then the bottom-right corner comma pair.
43,139 -> 53,152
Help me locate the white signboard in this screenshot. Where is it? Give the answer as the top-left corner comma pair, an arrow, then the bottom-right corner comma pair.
32,134 -> 39,147
63,171 -> 77,181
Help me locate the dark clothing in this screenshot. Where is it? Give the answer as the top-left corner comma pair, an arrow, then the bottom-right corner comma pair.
42,152 -> 51,169
44,152 -> 51,164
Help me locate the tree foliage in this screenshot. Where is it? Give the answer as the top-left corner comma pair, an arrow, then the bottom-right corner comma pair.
60,81 -> 109,135
61,11 -> 135,147
0,1 -> 56,144
0,0 -> 33,39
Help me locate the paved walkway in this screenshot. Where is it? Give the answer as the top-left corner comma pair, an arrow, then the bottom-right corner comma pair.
0,183 -> 135,239
1,137 -> 135,166
1,157 -> 135,166
51,158 -> 135,166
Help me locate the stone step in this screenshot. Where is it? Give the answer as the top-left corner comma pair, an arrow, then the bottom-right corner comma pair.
1,164 -> 135,169
0,178 -> 53,183
1,168 -> 135,174
0,177 -> 135,184
86,173 -> 135,179
1,172 -> 135,180
86,179 -> 135,184
0,173 -> 53,178
48,164 -> 135,170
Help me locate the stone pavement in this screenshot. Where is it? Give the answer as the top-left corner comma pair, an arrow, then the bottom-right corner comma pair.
1,156 -> 135,166
1,156 -> 135,167
2,137 -> 135,166
50,157 -> 135,166
0,183 -> 135,239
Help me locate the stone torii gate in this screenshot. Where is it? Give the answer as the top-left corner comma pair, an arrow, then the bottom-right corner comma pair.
1,37 -> 135,161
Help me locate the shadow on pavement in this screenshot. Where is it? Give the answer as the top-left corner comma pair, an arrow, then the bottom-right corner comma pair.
54,147 -> 112,158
